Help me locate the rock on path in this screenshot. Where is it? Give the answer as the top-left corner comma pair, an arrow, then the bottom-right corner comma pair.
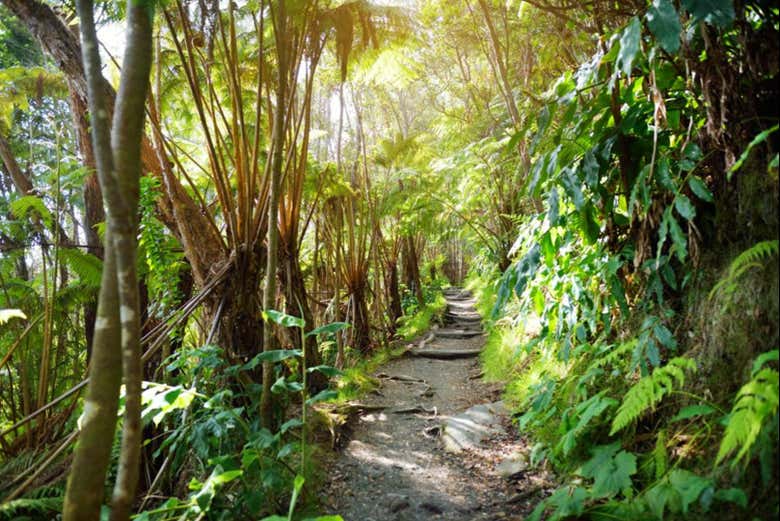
320,289 -> 549,520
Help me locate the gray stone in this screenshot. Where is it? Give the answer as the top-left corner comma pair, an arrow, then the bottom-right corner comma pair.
496,452 -> 528,478
441,401 -> 508,453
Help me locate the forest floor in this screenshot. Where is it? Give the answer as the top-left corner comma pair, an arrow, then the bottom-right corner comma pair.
319,289 -> 555,520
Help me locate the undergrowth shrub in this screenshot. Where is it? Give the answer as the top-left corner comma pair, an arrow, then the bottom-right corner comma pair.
467,1 -> 779,518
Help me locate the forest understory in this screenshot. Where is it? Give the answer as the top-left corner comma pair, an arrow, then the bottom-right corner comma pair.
0,0 -> 777,520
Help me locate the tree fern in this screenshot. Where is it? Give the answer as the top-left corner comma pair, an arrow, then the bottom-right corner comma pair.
716,350 -> 779,467
59,248 -> 103,288
610,357 -> 696,435
0,496 -> 62,520
9,195 -> 53,228
0,485 -> 63,521
709,240 -> 779,299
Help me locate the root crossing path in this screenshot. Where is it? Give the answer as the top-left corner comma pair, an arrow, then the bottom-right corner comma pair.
321,289 -> 551,520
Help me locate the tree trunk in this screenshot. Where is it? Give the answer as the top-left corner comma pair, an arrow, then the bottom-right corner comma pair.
348,281 -> 372,353
261,0 -> 288,429
68,87 -> 103,360
64,0 -> 153,518
403,235 -> 425,308
386,259 -> 402,332
475,0 -> 521,127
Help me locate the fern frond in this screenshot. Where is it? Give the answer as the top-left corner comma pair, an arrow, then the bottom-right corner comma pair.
9,195 -> 53,228
610,357 -> 696,435
716,364 -> 779,467
587,340 -> 636,372
59,248 -> 103,288
0,496 -> 62,520
710,240 -> 779,299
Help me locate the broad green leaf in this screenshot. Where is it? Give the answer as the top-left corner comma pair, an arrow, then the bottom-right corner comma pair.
713,488 -> 748,508
669,469 -> 711,513
546,486 -> 588,518
671,404 -> 716,422
674,194 -> 696,220
305,322 -> 350,337
307,364 -> 343,377
272,377 -> 303,394
547,187 -> 559,225
682,0 -> 735,28
263,309 -> 305,329
513,244 -> 541,298
305,389 -> 339,405
560,167 -> 584,210
581,149 -> 600,189
286,474 -> 306,519
616,17 -> 642,78
579,203 -> 600,244
653,323 -> 677,349
243,349 -> 302,371
647,0 -> 682,53
579,443 -> 637,498
0,309 -> 26,324
530,105 -> 551,154
646,480 -> 677,519
688,176 -> 714,202
212,470 -> 243,484
280,418 -> 304,433
668,213 -> 687,262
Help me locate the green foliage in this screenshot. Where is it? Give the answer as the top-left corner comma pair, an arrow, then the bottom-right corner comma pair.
646,0 -> 682,53
9,195 -> 52,228
0,495 -> 61,520
139,176 -> 185,317
709,240 -> 779,300
716,350 -> 779,467
578,443 -> 637,498
611,358 -> 696,435
58,248 -> 103,288
396,292 -> 445,340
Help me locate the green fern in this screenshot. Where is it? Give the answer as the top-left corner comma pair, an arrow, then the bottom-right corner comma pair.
9,195 -> 53,229
0,496 -> 62,520
716,350 -> 779,467
709,240 -> 779,299
59,247 -> 103,288
610,357 -> 696,435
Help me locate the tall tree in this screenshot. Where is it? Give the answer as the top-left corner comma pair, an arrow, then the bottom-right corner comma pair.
63,0 -> 153,519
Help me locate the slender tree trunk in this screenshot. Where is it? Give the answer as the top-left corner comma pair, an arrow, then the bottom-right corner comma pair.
475,0 -> 521,127
69,87 -> 104,359
63,242 -> 121,520
386,259 -> 402,332
261,0 -> 288,429
404,235 -> 425,308
349,281 -> 372,353
65,0 -> 153,518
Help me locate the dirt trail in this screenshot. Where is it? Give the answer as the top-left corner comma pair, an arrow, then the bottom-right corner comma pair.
321,289 -> 551,521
